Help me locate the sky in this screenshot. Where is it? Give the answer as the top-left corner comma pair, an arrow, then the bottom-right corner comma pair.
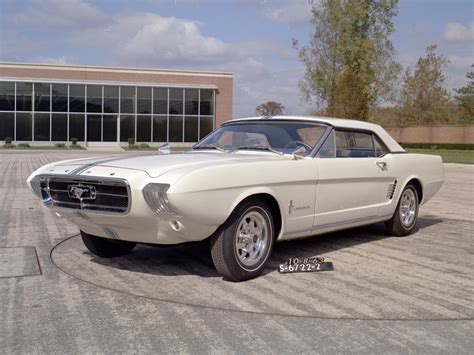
0,0 -> 472,118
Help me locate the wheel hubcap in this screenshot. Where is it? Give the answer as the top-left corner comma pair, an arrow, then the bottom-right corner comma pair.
235,210 -> 269,267
399,189 -> 417,228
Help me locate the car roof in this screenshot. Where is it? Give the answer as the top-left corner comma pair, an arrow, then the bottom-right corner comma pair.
224,115 -> 405,152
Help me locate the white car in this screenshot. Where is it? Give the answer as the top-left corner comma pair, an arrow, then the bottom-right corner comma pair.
27,116 -> 444,281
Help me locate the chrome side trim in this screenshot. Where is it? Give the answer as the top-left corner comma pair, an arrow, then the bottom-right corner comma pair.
284,213 -> 394,238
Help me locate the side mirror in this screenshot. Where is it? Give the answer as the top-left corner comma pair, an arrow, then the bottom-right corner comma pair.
292,146 -> 307,160
158,143 -> 171,155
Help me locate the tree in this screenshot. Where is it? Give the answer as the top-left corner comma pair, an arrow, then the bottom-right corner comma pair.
454,65 -> 474,122
294,0 -> 400,120
256,101 -> 285,116
398,45 -> 453,125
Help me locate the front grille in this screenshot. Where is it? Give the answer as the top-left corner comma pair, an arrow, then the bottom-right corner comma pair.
39,176 -> 130,214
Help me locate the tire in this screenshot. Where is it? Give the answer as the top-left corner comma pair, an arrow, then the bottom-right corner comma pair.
81,230 -> 136,257
385,183 -> 419,237
210,198 -> 275,282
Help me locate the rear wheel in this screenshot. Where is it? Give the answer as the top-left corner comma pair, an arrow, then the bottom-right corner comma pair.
210,198 -> 274,282
385,183 -> 419,237
81,230 -> 136,257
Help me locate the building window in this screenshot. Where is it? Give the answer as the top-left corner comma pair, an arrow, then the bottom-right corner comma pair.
0,82 -> 15,111
104,86 -> 119,113
103,115 -> 117,142
51,113 -> 67,141
153,88 -> 167,114
0,80 -> 215,144
69,114 -> 85,141
87,85 -> 102,113
52,84 -> 68,112
153,115 -> 167,142
34,113 -> 50,141
120,115 -> 135,142
120,86 -> 135,114
169,115 -> 183,142
137,115 -> 151,142
87,114 -> 102,142
0,112 -> 14,140
200,89 -> 214,116
185,89 -> 199,115
169,88 -> 183,115
184,116 -> 198,142
34,83 -> 51,112
16,82 -> 32,112
137,87 -> 152,114
69,85 -> 85,112
199,116 -> 214,139
16,112 -> 32,141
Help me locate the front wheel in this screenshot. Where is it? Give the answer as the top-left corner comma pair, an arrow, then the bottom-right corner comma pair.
81,230 -> 136,257
210,199 -> 274,282
385,183 -> 419,237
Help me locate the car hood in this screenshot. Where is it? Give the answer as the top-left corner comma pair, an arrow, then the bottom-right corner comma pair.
51,152 -> 286,178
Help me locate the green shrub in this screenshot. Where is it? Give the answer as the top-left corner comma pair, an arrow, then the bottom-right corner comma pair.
401,142 -> 474,150
127,144 -> 139,150
128,138 -> 135,146
4,137 -> 12,145
70,138 -> 78,145
54,143 -> 66,148
2,143 -> 16,149
69,143 -> 84,150
139,143 -> 150,149
18,143 -> 30,148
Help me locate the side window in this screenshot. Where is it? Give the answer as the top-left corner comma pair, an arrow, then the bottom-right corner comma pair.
317,130 -> 335,158
374,135 -> 389,157
335,130 -> 375,158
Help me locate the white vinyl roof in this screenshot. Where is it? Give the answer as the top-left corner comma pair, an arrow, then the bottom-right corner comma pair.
227,115 -> 405,152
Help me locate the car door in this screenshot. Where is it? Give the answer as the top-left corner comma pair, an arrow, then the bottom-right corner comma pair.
313,129 -> 391,228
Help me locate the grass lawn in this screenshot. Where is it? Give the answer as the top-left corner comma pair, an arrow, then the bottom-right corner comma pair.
406,149 -> 474,164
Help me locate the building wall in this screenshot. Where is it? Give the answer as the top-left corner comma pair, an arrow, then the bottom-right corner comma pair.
0,63 -> 233,127
386,125 -> 474,144
0,63 -> 233,144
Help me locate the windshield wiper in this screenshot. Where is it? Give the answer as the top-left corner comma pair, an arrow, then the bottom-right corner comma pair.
236,146 -> 283,155
192,144 -> 226,152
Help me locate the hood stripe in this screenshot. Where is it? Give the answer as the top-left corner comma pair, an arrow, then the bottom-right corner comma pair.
69,155 -> 140,175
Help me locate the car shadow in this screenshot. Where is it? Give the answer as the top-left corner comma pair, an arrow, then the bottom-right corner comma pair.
87,217 -> 443,280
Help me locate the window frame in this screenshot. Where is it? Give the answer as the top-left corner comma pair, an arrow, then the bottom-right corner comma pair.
314,127 -> 391,158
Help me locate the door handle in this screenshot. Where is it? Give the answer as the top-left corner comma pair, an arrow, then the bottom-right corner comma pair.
376,161 -> 387,170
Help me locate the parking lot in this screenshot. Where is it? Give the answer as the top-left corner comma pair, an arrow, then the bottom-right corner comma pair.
1,151 -> 473,353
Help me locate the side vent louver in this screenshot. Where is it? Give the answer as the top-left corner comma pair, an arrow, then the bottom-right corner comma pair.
387,180 -> 398,199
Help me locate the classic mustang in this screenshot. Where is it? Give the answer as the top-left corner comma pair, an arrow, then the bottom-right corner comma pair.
27,116 -> 444,281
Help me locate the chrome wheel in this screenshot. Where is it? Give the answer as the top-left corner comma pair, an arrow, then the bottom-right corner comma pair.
399,188 -> 417,228
235,209 -> 269,268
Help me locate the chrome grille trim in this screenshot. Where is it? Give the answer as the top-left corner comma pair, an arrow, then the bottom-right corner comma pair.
38,174 -> 131,215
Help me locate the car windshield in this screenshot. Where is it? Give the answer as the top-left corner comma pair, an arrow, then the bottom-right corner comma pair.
193,121 -> 328,154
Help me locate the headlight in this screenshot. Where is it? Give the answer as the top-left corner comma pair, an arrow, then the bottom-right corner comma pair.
142,183 -> 178,216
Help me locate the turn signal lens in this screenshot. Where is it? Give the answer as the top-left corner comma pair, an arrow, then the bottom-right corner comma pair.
142,183 -> 178,216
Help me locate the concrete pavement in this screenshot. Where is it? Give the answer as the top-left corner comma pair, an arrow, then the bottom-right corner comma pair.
0,151 -> 473,353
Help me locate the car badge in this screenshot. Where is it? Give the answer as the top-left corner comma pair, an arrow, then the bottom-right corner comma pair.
67,184 -> 96,200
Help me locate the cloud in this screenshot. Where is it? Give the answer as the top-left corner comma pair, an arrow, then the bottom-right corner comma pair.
403,25 -> 425,36
443,22 -> 474,42
31,56 -> 74,65
2,0 -> 312,117
12,0 -> 108,30
263,1 -> 312,25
